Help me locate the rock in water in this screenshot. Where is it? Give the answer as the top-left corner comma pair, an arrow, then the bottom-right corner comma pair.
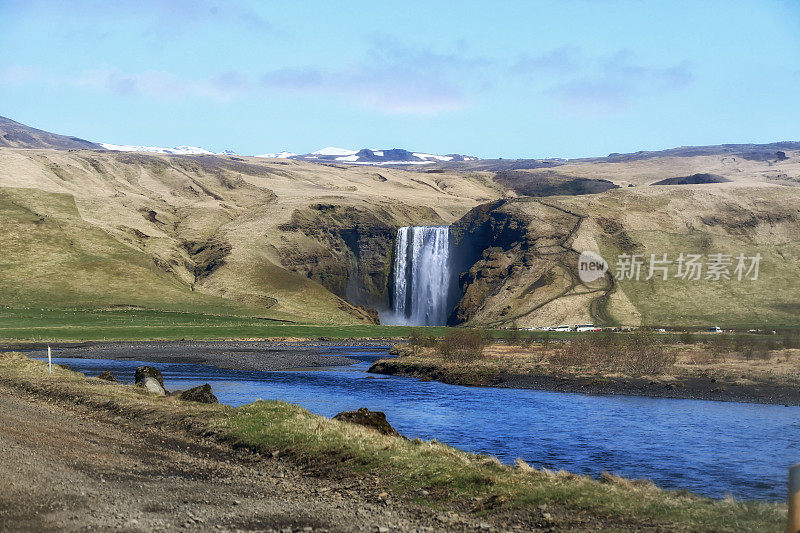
97,371 -> 117,382
332,407 -> 401,437
178,383 -> 219,404
139,377 -> 166,396
134,366 -> 164,388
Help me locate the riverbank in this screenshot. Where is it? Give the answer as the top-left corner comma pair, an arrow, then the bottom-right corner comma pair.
0,340 -> 393,371
368,342 -> 800,406
0,352 -> 784,531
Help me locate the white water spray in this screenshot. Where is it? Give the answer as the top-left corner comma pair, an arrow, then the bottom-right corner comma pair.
390,226 -> 451,326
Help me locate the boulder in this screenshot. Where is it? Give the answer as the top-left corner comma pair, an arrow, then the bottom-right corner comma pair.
97,371 -> 117,382
134,366 -> 164,388
139,377 -> 166,396
177,383 -> 218,404
332,407 -> 401,437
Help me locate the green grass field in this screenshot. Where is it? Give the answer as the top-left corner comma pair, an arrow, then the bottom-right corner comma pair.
0,307 -> 446,341
0,307 -> 604,342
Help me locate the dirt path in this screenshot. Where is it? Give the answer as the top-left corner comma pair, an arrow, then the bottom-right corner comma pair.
0,385 -> 487,532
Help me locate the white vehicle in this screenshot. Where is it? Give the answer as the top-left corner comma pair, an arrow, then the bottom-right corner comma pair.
707,326 -> 723,333
575,324 -> 599,332
553,325 -> 571,332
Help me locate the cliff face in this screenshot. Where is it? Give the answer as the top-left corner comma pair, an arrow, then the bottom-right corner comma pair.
447,199 -> 583,326
276,203 -> 444,312
443,184 -> 800,329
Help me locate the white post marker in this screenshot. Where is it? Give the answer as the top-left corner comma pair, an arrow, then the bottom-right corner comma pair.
789,463 -> 800,533
48,346 -> 52,374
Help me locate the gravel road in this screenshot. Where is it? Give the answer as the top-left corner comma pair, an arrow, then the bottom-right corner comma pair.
0,384 -> 496,532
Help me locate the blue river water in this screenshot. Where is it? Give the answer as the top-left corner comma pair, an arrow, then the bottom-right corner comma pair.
42,347 -> 799,502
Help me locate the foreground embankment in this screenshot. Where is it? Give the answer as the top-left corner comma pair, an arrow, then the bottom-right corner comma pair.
369,337 -> 800,406
0,353 -> 786,532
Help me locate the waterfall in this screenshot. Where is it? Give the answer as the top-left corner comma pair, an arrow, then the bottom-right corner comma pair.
390,226 -> 451,326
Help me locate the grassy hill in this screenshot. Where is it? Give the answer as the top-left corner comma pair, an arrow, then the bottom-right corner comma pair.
1,126 -> 799,334
453,184 -> 800,329
0,116 -> 103,150
0,147 -> 501,326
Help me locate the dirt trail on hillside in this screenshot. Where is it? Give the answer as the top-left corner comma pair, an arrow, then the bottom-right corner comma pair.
0,385 -> 488,532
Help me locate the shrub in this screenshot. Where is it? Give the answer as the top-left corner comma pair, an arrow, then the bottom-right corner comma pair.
550,329 -> 674,376
408,329 -> 438,348
733,335 -> 746,352
623,329 -> 675,375
678,331 -> 695,344
741,343 -> 755,360
590,330 -> 621,351
504,326 -> 524,346
548,338 -> 591,367
538,331 -> 552,348
766,337 -> 779,351
437,328 -> 491,362
755,343 -> 772,360
709,335 -> 732,359
784,331 -> 800,349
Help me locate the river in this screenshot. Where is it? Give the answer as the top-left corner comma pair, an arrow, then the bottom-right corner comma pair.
42,346 -> 799,502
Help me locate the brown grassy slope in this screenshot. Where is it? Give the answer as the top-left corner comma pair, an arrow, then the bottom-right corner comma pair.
496,149 -> 800,188
0,116 -> 103,150
2,144 -> 799,328
458,183 -> 800,328
0,187 -> 259,315
0,148 -> 501,323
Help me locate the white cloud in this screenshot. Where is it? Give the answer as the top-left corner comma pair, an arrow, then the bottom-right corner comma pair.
0,40 -> 694,117
514,47 -> 695,114
261,39 -> 483,115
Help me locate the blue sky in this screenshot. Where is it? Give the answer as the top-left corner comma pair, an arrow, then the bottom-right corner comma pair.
1,0 -> 798,158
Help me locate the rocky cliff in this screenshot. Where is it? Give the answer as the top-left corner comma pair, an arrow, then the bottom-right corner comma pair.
276,203 -> 442,312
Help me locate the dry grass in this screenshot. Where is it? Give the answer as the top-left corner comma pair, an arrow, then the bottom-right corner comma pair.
396,333 -> 800,384
550,330 -> 676,375
676,345 -> 800,383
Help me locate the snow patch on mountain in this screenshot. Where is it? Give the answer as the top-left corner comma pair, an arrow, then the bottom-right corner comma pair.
297,148 -> 474,166
312,147 -> 359,156
101,143 -> 234,156
413,152 -> 453,162
254,151 -> 297,158
100,141 -> 479,166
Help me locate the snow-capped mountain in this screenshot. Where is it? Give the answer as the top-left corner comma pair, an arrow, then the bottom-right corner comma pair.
101,143 -> 235,156
311,147 -> 358,156
296,147 -> 477,165
100,141 -> 478,166
254,151 -> 297,159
